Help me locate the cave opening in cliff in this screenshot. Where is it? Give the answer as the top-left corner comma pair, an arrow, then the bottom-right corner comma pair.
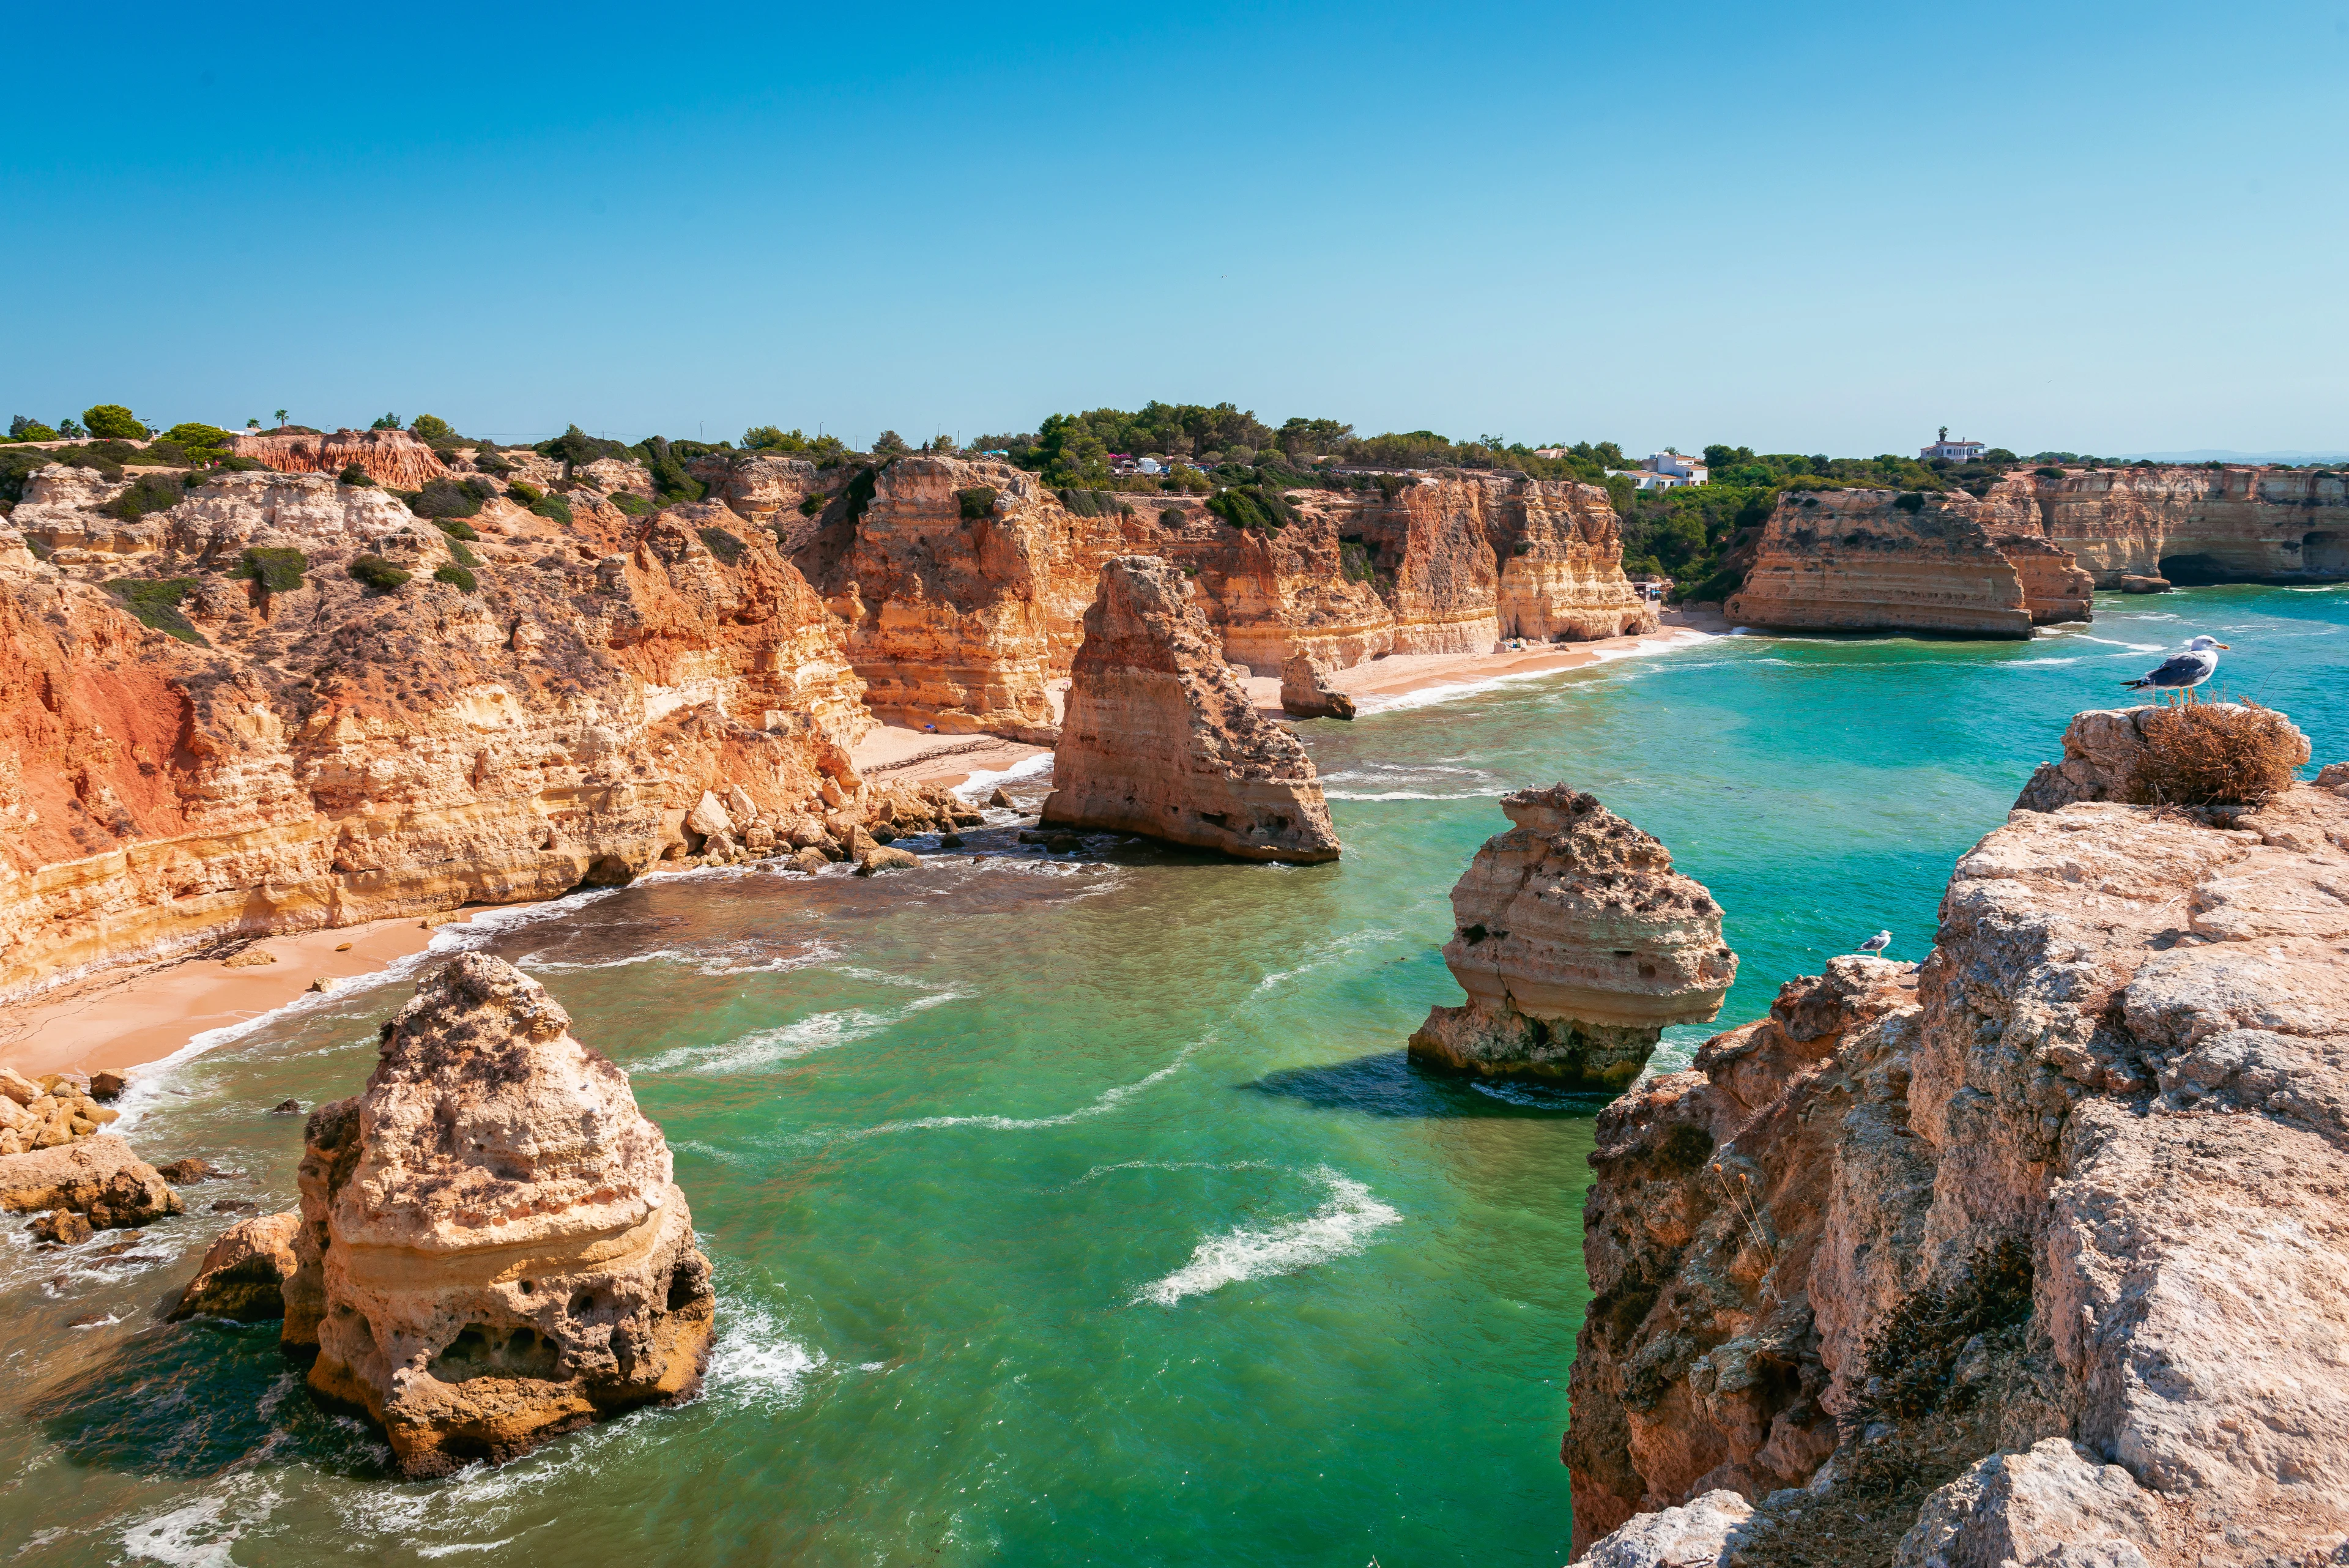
2157,552 -> 2237,585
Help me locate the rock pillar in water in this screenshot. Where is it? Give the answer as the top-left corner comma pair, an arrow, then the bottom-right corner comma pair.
1279,652 -> 1356,720
1408,786 -> 1735,1088
286,953 -> 714,1476
1041,555 -> 1341,863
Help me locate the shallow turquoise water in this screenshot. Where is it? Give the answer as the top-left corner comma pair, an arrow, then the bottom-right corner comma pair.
1,587 -> 2341,1566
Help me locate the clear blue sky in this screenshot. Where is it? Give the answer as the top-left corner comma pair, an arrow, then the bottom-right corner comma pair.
6,1 -> 2343,457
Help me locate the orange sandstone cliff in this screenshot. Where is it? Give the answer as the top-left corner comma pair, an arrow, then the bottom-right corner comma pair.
229,428 -> 453,489
0,456 -> 870,1003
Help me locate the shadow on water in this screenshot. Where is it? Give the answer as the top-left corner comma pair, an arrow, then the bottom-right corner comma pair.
1238,1050 -> 1611,1120
28,1318 -> 386,1481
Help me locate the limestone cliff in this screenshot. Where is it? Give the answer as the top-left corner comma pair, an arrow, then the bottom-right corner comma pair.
0,459 -> 870,1003
288,954 -> 713,1476
1567,712 -> 2349,1566
1727,465 -> 2349,637
1040,555 -> 1340,863
229,429 -> 452,489
1726,490 -> 2093,637
1409,788 -> 1734,1089
787,459 -> 1655,736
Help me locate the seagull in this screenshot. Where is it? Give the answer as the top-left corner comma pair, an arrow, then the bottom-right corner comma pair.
2123,634 -> 2228,705
1858,930 -> 1891,956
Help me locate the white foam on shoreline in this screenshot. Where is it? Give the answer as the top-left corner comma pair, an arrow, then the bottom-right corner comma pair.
631,989 -> 962,1077
110,888 -> 626,1130
1350,626 -> 1715,716
1135,1166 -> 1401,1306
952,750 -> 1055,800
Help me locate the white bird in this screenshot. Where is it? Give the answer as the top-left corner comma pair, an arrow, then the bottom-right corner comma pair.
2123,634 -> 2228,705
1858,930 -> 1891,956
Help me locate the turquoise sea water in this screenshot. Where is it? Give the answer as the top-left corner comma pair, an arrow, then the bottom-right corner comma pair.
1,587 -> 2342,1567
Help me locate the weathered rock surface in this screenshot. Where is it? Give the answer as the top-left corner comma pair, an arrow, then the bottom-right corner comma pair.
0,461 -> 870,1001
1278,652 -> 1355,719
0,1066 -> 121,1154
1582,1489 -> 1754,1567
286,954 -> 713,1476
229,429 -> 451,489
1040,555 -> 1339,863
1564,718 -> 2349,1565
2013,705 -> 2312,812
0,1135 -> 182,1228
1409,788 -> 1734,1088
1726,490 -> 2094,637
1726,466 -> 2349,637
169,1209 -> 302,1320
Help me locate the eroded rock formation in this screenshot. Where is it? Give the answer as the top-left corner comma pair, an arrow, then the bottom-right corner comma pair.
0,455 -> 871,1002
1568,712 -> 2349,1566
286,954 -> 713,1476
169,1209 -> 301,1320
1040,555 -> 1340,863
1278,652 -> 1355,719
0,1135 -> 181,1230
1409,788 -> 1735,1089
229,429 -> 452,490
1726,491 -> 2094,637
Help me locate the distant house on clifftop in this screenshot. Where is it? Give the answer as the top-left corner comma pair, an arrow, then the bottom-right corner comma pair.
1922,426 -> 1987,462
1606,452 -> 1709,491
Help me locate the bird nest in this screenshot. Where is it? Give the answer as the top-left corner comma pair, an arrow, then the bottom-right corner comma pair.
2129,700 -> 2305,806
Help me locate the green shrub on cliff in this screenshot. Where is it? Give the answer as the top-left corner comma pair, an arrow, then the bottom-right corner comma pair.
349,554 -> 412,592
434,563 -> 478,592
697,526 -> 748,563
229,546 -> 308,593
7,416 -> 58,442
531,494 -> 573,525
407,477 -> 489,519
338,463 -> 374,487
431,517 -> 480,543
744,426 -> 850,463
105,577 -> 206,644
409,414 -> 459,448
956,486 -> 998,520
103,472 -> 190,522
444,538 -> 480,568
1204,485 -> 1297,532
610,492 -> 653,516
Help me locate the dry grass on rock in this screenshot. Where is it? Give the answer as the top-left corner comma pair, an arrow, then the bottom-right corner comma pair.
2129,700 -> 2307,806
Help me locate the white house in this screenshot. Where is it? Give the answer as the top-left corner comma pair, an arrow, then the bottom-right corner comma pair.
1921,428 -> 1986,463
1608,467 -> 1702,492
1644,452 -> 1708,484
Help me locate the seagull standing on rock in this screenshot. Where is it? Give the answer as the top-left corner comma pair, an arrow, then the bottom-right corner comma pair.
2123,635 -> 2228,704
1857,930 -> 1891,957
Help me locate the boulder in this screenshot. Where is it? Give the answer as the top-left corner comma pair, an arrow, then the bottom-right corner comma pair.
987,787 -> 1015,809
0,1136 -> 182,1229
168,1210 -> 302,1321
785,847 -> 829,876
1278,652 -> 1356,721
1896,1441 -> 2173,1568
684,790 -> 734,845
1408,787 -> 1735,1089
2117,574 -> 2172,593
1582,1490 -> 1754,1567
856,847 -> 920,875
289,953 -> 713,1477
1041,556 -> 1341,863
157,1157 -> 221,1183
0,1068 -> 39,1105
223,947 -> 277,968
31,1209 -> 94,1246
89,1069 -> 128,1101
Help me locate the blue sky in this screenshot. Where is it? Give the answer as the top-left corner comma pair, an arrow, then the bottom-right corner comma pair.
6,1 -> 2343,456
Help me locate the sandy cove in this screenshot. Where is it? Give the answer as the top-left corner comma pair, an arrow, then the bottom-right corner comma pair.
2,614 -> 1718,1082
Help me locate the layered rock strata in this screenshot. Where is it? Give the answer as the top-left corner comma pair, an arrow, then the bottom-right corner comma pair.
1278,652 -> 1355,719
1409,788 -> 1735,1090
0,459 -> 872,1003
789,458 -> 1655,736
229,429 -> 452,490
1567,711 -> 2349,1565
1726,490 -> 2094,637
285,954 -> 713,1476
1039,555 -> 1340,863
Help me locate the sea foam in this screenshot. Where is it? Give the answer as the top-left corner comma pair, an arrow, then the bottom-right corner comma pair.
1135,1166 -> 1401,1306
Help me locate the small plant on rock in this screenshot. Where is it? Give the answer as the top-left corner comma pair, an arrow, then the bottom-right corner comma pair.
105,577 -> 206,644
431,517 -> 480,543
349,554 -> 412,593
434,563 -> 478,592
229,546 -> 308,593
956,486 -> 997,521
338,463 -> 374,487
2129,700 -> 2306,806
530,494 -> 573,525
103,472 -> 190,522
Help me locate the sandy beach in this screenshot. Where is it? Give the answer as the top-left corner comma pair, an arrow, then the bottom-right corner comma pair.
0,913 -> 468,1081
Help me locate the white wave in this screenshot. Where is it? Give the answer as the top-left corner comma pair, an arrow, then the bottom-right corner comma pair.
705,1299 -> 826,1410
1135,1167 -> 1401,1306
1068,1157 -> 1272,1186
841,1042 -> 1197,1140
1349,628 -> 1713,715
952,751 -> 1056,800
417,1541 -> 518,1559
632,990 -> 960,1076
1324,790 -> 1491,801
121,1480 -> 280,1568
1250,927 -> 1397,993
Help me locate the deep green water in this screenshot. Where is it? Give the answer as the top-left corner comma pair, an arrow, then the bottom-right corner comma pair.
2,587 -> 2342,1567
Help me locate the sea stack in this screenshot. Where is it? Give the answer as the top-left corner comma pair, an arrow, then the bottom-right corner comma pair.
1041,555 -> 1341,863
284,953 -> 713,1477
1409,787 -> 1735,1089
1279,652 -> 1356,720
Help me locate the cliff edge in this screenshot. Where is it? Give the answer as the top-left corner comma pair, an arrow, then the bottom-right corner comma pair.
1567,712 -> 2349,1565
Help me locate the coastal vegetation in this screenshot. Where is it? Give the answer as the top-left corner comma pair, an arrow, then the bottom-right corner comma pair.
103,576 -> 205,643
348,554 -> 411,593
230,546 -> 308,593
